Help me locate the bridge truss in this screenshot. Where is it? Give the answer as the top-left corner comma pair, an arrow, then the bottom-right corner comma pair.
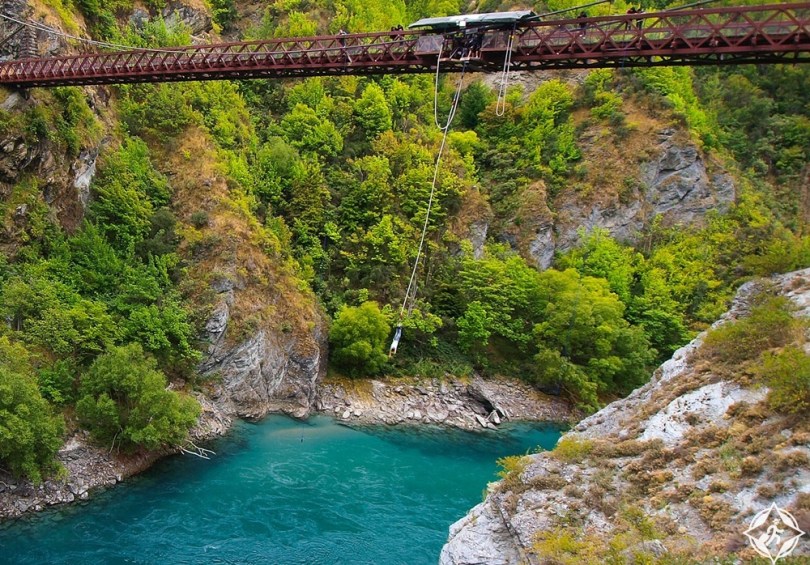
0,2 -> 808,88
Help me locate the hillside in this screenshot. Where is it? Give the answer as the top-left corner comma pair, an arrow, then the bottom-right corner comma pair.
0,0 -> 808,525
441,268 -> 810,564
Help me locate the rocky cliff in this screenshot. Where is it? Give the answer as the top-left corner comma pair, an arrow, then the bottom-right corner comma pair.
528,127 -> 735,269
0,0 -> 328,421
478,72 -> 737,270
441,268 -> 810,564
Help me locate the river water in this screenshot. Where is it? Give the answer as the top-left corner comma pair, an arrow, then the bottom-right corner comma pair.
0,415 -> 561,564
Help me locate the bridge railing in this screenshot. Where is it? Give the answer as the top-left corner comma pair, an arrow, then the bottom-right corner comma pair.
0,29 -> 427,83
0,2 -> 808,86
513,2 -> 810,57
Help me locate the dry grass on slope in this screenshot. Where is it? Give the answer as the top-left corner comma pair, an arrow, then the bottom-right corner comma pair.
155,126 -> 321,346
569,101 -> 678,207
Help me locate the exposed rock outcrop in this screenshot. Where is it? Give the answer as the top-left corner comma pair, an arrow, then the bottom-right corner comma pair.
525,129 -> 736,269
203,325 -> 326,420
441,269 -> 810,564
162,1 -> 213,36
0,88 -> 108,242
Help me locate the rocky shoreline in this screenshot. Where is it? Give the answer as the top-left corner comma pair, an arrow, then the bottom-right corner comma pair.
0,376 -> 572,521
315,375 -> 573,431
0,393 -> 232,520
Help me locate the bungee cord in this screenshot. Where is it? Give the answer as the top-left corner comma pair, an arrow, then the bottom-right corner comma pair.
391,52 -> 467,356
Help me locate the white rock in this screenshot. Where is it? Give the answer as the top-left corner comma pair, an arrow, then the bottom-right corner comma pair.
639,382 -> 767,446
440,501 -> 522,565
341,410 -> 351,419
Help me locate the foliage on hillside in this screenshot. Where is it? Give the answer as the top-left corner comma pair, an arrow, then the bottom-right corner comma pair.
0,0 -> 808,480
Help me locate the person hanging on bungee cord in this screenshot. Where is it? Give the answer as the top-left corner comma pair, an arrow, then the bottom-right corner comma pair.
389,324 -> 403,358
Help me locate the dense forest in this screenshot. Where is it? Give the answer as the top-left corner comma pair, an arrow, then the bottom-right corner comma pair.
0,0 -> 808,483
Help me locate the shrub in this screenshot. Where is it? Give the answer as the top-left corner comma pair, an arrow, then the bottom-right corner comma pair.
532,527 -> 600,565
328,301 -> 390,377
702,296 -> 800,366
190,211 -> 210,228
496,454 -> 529,490
37,360 -> 77,405
76,344 -> 200,451
759,345 -> 810,415
553,436 -> 595,463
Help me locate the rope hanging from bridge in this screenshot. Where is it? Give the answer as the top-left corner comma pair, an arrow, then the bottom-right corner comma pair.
495,26 -> 516,117
391,56 -> 468,357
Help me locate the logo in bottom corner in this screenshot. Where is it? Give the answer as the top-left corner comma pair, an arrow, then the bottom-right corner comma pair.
743,502 -> 805,564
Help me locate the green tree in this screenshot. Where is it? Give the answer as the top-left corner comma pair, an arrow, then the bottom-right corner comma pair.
532,269 -> 654,411
329,301 -> 390,377
457,300 -> 491,358
0,364 -> 64,483
76,344 -> 200,451
354,83 -> 393,140
210,0 -> 237,30
281,103 -> 343,158
89,138 -> 170,251
459,81 -> 494,130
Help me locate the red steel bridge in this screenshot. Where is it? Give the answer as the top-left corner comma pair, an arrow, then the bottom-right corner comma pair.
0,2 -> 808,88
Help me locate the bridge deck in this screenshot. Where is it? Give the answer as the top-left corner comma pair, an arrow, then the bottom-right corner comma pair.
0,2 -> 808,88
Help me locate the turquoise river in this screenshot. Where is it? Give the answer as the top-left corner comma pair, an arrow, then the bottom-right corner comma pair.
0,415 -> 562,564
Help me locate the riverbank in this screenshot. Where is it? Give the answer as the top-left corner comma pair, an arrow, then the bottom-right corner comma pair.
0,394 -> 232,520
1,375 -> 572,521
316,375 -> 574,431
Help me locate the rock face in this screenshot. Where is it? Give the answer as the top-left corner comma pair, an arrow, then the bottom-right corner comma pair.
162,1 -> 213,35
642,134 -> 735,222
441,269 -> 810,564
316,375 -> 571,430
203,325 -> 326,420
441,500 -> 523,565
527,129 -> 736,269
198,279 -> 326,420
0,90 -> 108,242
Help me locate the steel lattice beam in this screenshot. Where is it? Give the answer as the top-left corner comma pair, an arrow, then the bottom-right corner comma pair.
0,2 -> 808,88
